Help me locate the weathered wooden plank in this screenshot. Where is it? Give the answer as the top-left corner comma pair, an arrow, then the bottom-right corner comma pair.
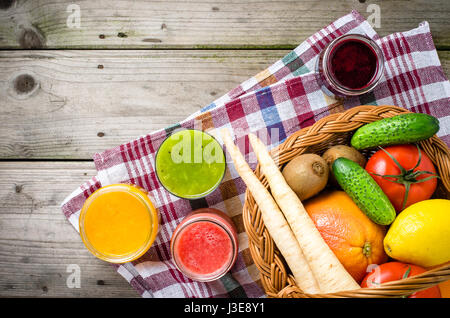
0,0 -> 449,49
0,49 -> 288,159
1,50 -> 449,160
0,161 -> 139,297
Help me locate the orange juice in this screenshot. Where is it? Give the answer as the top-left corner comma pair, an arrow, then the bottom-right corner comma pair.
79,184 -> 158,263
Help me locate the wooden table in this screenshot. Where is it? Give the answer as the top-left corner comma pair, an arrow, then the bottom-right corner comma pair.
1,0 -> 449,297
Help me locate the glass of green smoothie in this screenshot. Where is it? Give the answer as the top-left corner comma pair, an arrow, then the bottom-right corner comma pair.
155,129 -> 226,199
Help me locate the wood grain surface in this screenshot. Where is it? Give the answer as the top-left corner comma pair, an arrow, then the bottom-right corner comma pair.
0,161 -> 138,297
0,50 -> 449,160
0,0 -> 449,49
0,0 -> 449,298
0,50 -> 287,159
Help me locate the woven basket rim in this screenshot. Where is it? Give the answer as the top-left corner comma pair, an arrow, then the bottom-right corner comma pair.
242,105 -> 450,298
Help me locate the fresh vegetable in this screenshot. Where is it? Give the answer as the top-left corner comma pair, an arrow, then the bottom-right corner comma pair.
384,199 -> 450,267
437,275 -> 450,298
361,262 -> 441,298
282,153 -> 328,200
248,133 -> 360,293
304,191 -> 388,283
350,113 -> 440,150
427,261 -> 450,298
332,157 -> 396,225
322,145 -> 366,184
365,144 -> 438,212
220,129 -> 320,294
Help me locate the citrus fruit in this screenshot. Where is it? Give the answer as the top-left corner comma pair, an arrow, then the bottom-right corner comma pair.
384,199 -> 450,267
304,190 -> 388,283
428,261 -> 450,298
438,279 -> 450,298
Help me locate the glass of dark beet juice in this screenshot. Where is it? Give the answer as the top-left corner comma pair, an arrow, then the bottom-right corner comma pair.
316,34 -> 384,98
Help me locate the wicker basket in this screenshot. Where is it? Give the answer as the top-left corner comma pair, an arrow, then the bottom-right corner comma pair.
242,105 -> 450,298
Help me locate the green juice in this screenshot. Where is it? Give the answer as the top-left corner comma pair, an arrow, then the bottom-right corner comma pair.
155,129 -> 226,199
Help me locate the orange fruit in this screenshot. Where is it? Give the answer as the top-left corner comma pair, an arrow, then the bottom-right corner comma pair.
438,280 -> 450,298
427,261 -> 450,298
304,190 -> 388,283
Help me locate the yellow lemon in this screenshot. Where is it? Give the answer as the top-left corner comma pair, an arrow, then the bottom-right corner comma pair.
384,199 -> 450,267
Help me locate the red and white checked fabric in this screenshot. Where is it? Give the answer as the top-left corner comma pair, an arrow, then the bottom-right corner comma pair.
61,11 -> 450,298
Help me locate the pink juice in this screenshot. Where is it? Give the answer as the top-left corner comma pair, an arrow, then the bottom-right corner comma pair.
176,221 -> 232,275
171,208 -> 238,281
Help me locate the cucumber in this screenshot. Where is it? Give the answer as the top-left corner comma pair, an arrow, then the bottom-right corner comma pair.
332,157 -> 396,225
350,113 -> 439,150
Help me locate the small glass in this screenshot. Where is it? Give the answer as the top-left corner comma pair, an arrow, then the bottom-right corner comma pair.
315,33 -> 385,98
170,208 -> 238,282
79,184 -> 159,263
155,129 -> 226,200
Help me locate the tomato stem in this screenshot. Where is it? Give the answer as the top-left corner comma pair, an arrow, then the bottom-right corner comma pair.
402,266 -> 412,279
370,144 -> 440,211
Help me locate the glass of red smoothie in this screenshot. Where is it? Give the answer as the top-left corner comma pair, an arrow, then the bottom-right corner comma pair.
315,34 -> 385,98
170,208 -> 238,282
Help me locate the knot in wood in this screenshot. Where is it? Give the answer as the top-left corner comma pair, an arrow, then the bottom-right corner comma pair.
0,0 -> 14,10
14,74 -> 37,94
19,29 -> 44,49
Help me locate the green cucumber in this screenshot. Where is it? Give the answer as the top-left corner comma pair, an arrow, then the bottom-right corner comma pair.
332,157 -> 396,225
350,113 -> 439,150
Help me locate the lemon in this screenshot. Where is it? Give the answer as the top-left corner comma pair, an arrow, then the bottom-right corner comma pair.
384,199 -> 450,267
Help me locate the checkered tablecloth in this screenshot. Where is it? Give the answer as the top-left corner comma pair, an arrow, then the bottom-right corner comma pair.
61,10 -> 450,298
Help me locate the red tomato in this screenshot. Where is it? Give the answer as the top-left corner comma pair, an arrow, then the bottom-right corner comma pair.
361,262 -> 441,298
365,144 -> 437,212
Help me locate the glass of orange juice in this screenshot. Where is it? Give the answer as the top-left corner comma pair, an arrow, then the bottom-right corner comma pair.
79,184 -> 159,263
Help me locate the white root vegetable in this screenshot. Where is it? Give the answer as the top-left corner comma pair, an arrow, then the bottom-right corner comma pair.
220,129 -> 321,294
248,133 -> 360,293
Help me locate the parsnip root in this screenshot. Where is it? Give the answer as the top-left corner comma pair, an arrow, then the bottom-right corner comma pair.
220,129 -> 321,294
248,133 -> 360,293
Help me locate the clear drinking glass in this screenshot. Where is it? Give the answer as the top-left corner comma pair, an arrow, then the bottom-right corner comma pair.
155,129 -> 226,200
79,184 -> 159,263
170,208 -> 238,282
315,34 -> 385,98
